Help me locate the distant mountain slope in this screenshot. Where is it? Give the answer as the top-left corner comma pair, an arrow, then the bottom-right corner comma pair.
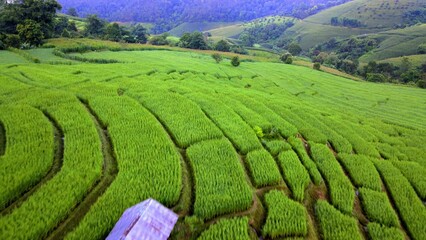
58,0 -> 350,32
359,24 -> 426,62
285,0 -> 426,49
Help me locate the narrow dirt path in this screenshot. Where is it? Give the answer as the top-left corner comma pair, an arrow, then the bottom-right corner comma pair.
1,110 -> 64,216
46,99 -> 118,240
0,120 -> 5,156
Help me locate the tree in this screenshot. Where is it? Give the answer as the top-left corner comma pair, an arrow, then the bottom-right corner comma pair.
105,23 -> 121,41
211,53 -> 223,63
85,14 -> 106,37
280,53 -> 292,63
214,40 -> 230,52
366,73 -> 387,83
231,56 -> 240,67
53,16 -> 69,37
417,80 -> 426,89
288,42 -> 302,56
16,19 -> 44,46
285,56 -> 293,64
179,32 -> 208,50
67,7 -> 78,17
149,33 -> 169,45
131,24 -> 148,43
313,62 -> 321,70
0,0 -> 61,37
399,57 -> 412,73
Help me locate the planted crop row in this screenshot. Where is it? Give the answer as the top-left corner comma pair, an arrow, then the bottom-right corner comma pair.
187,139 -> 252,220
287,136 -> 323,185
373,160 -> 426,240
245,149 -> 282,188
277,150 -> 310,202
272,105 -> 328,144
391,161 -> 426,200
262,139 -> 292,156
66,96 -> 182,240
186,92 -> 262,154
310,143 -> 355,214
375,142 -> 408,161
293,109 -> 352,153
0,93 -> 103,239
233,93 -> 298,137
358,188 -> 399,227
315,200 -> 362,240
198,217 -> 251,240
0,104 -> 54,210
367,223 -> 404,240
337,154 -> 382,191
131,91 -> 223,148
219,95 -> 272,131
322,116 -> 381,158
263,190 -> 308,238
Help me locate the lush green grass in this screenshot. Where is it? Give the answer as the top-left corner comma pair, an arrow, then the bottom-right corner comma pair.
0,51 -> 28,64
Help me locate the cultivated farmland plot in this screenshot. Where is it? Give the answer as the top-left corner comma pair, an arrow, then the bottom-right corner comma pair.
0,41 -> 425,240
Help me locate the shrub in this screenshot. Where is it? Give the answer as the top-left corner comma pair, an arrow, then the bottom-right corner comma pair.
253,126 -> 264,138
231,56 -> 240,67
417,80 -> 426,89
214,40 -> 231,52
285,56 -> 293,64
211,53 -> 223,63
4,35 -> 21,48
280,53 -> 292,63
313,62 -> 321,70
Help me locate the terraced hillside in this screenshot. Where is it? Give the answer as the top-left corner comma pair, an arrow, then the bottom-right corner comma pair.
286,0 -> 426,49
0,40 -> 425,240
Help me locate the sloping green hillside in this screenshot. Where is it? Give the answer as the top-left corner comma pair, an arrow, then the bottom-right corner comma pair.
168,22 -> 242,37
359,24 -> 426,62
286,0 -> 426,49
305,0 -> 424,28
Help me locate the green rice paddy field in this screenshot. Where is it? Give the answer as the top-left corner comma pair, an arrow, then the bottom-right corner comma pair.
0,41 -> 425,240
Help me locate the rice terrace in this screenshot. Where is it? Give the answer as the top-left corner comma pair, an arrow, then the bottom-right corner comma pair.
1,0 -> 426,240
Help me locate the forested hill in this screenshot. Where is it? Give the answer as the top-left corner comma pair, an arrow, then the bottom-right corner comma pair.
58,0 -> 350,31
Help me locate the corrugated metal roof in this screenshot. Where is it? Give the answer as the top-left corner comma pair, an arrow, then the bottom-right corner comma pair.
106,199 -> 179,240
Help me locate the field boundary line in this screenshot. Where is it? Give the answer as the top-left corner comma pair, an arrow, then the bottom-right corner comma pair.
1,110 -> 64,216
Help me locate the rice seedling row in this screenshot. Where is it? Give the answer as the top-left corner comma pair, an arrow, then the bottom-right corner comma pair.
130,91 -> 223,148
337,154 -> 382,192
262,190 -> 308,238
0,94 -> 103,239
198,217 -> 251,240
391,161 -> 426,200
315,200 -> 362,240
186,138 -> 253,220
277,150 -> 310,202
245,149 -> 282,188
185,92 -> 262,154
287,136 -> 323,185
310,143 -> 355,214
358,188 -> 400,228
262,139 -> 292,156
373,160 -> 426,240
0,104 -> 54,211
367,222 -> 405,240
